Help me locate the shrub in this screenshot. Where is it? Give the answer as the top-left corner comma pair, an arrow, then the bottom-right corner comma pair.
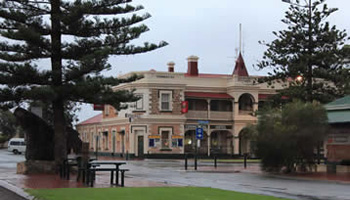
256,101 -> 328,173
340,160 -> 350,166
0,135 -> 8,143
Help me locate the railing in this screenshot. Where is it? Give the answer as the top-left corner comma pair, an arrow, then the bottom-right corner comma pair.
210,111 -> 232,120
186,110 -> 208,119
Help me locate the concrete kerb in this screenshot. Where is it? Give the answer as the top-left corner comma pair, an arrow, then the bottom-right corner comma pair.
0,180 -> 34,200
261,173 -> 350,185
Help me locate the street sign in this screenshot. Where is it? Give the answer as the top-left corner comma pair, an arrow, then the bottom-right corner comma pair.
196,127 -> 203,140
198,120 -> 209,124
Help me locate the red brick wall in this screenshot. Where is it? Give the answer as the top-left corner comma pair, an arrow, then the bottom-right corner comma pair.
102,105 -> 118,119
327,144 -> 350,162
147,124 -> 183,154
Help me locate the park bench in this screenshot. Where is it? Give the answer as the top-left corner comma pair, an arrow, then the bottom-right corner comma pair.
60,157 -> 79,180
119,169 -> 130,187
86,161 -> 129,187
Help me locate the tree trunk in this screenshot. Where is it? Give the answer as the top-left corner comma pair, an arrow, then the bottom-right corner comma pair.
53,99 -> 67,166
51,0 -> 66,166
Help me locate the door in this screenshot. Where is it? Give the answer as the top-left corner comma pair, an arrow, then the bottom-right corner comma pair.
138,136 -> 144,157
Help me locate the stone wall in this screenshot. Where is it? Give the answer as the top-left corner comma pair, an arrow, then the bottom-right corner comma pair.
150,89 -> 183,115
17,160 -> 56,174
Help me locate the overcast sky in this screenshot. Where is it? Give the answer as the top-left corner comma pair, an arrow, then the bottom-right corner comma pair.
77,0 -> 350,123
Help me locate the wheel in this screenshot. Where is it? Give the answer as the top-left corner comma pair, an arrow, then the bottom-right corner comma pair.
13,149 -> 18,154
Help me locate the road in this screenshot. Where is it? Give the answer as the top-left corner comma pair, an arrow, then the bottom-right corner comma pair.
126,160 -> 350,200
0,149 -> 349,200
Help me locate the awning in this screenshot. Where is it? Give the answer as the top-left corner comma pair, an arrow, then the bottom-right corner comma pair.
327,110 -> 350,124
185,92 -> 233,99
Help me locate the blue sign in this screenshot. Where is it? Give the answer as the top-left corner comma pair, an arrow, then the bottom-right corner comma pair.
196,127 -> 203,140
198,120 -> 209,124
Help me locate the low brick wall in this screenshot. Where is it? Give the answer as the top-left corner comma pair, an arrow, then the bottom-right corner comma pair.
17,160 -> 56,174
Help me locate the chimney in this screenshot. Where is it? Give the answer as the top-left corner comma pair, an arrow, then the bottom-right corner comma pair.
167,61 -> 175,72
187,55 -> 199,76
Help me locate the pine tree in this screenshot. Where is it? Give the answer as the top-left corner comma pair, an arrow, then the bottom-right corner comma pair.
0,0 -> 167,165
258,0 -> 350,103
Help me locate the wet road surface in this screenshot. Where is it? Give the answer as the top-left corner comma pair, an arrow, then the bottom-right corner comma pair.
0,149 -> 349,200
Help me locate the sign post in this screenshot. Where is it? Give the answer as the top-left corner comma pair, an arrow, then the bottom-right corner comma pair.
194,127 -> 204,170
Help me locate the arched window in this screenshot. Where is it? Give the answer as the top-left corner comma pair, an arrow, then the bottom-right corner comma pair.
238,93 -> 254,114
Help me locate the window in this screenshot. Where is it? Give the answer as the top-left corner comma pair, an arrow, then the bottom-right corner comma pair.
239,93 -> 254,113
10,141 -> 20,146
103,131 -> 108,150
104,105 -> 109,116
160,91 -> 172,111
149,139 -> 155,147
172,139 -> 183,147
135,94 -> 144,110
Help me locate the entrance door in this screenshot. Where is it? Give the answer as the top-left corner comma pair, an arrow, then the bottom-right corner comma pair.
138,136 -> 144,157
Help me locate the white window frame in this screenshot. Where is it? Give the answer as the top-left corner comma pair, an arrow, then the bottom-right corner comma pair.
159,91 -> 172,111
135,94 -> 144,110
159,127 -> 172,149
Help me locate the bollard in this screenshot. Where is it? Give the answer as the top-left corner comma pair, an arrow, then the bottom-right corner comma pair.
214,155 -> 217,168
244,154 -> 247,169
126,151 -> 129,160
185,154 -> 188,170
194,154 -> 197,170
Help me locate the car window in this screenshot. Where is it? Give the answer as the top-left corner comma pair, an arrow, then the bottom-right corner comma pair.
10,141 -> 20,146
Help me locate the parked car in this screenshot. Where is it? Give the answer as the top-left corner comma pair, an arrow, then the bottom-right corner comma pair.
7,138 -> 26,154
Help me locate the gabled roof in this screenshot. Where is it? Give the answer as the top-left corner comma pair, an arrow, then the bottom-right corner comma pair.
77,114 -> 102,125
325,95 -> 350,124
233,53 -> 249,77
326,95 -> 350,107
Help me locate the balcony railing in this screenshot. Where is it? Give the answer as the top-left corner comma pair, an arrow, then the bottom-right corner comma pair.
186,110 -> 208,119
210,111 -> 232,120
186,110 -> 233,120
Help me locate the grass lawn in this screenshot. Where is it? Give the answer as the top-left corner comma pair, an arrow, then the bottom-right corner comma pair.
28,187 -> 289,200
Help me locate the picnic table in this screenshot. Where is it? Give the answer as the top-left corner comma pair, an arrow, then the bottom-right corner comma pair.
87,160 -> 128,187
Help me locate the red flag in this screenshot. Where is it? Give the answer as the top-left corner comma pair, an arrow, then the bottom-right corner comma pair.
181,101 -> 189,114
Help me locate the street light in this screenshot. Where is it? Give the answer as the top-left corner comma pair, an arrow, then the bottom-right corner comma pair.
282,0 -> 313,102
296,75 -> 303,82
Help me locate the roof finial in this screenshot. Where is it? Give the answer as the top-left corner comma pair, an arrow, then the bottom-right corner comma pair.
239,23 -> 242,54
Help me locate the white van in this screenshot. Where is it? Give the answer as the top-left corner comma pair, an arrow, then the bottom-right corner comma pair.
8,138 -> 26,154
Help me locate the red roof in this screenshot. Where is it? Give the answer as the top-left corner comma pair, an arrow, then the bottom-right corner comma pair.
185,92 -> 233,99
233,53 -> 249,77
184,73 -> 231,78
77,114 -> 102,125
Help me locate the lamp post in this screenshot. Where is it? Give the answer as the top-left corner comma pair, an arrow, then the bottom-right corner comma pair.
282,0 -> 313,102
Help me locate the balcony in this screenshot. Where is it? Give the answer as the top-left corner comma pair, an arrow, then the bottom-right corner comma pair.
186,110 -> 233,120
186,110 -> 208,119
210,111 -> 232,120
